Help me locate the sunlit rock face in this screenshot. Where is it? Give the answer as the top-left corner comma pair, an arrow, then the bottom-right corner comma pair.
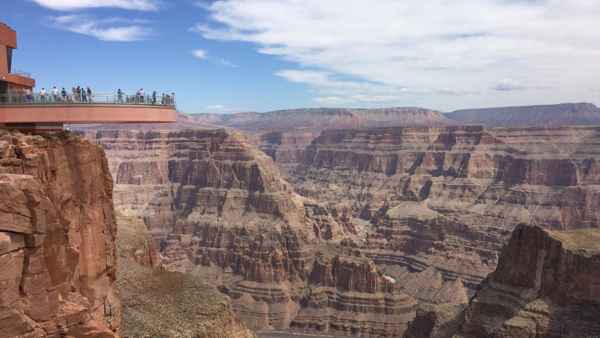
0,131 -> 119,338
293,125 -> 600,292
457,224 -> 600,338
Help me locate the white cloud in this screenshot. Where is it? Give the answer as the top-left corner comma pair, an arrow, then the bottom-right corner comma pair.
51,15 -> 152,41
196,0 -> 600,109
191,49 -> 238,68
192,49 -> 208,60
32,0 -> 159,11
206,104 -> 225,110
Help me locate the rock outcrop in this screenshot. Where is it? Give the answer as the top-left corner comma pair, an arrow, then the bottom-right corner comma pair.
292,253 -> 417,337
403,303 -> 465,338
457,224 -> 600,338
293,125 -> 600,295
0,131 -> 119,338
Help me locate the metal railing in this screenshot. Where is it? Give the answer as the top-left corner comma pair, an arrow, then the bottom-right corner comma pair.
11,70 -> 32,78
0,92 -> 176,107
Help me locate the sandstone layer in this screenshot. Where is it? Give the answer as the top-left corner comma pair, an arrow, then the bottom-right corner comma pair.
457,224 -> 600,338
0,131 -> 119,338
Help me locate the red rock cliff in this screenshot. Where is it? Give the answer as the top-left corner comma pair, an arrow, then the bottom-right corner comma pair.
0,131 -> 119,338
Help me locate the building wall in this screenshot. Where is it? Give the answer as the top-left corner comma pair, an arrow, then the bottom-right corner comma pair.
0,45 -> 8,75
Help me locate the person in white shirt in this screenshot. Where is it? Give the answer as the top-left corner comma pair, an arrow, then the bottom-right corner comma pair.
52,86 -> 59,102
40,88 -> 46,103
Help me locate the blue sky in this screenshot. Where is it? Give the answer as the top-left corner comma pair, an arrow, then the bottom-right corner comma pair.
3,0 -> 600,113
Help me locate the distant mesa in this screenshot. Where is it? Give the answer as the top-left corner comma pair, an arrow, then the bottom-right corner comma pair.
447,102 -> 600,127
0,22 -> 176,130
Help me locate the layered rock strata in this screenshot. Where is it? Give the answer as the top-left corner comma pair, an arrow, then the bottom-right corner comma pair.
90,129 -> 350,333
457,224 -> 600,338
292,253 -> 417,337
294,126 -> 600,293
91,128 -> 421,337
189,107 -> 453,177
0,131 -> 119,338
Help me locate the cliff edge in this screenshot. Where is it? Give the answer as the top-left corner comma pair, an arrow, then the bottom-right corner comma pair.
0,131 -> 120,338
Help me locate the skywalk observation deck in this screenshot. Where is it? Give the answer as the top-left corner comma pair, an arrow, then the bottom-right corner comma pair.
0,22 -> 176,129
0,93 -> 177,127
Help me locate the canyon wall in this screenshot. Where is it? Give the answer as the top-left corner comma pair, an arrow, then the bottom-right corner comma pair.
91,129 -> 415,337
190,107 -> 453,177
0,131 -> 119,338
293,125 -> 600,294
457,224 -> 600,338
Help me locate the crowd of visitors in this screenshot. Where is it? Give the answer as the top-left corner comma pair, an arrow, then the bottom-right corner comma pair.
0,86 -> 175,106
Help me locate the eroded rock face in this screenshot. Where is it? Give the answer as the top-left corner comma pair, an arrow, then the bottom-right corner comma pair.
0,131 -> 119,338
457,224 -> 600,338
292,253 -> 417,337
90,129 -> 358,332
293,125 -> 600,295
90,128 -> 423,337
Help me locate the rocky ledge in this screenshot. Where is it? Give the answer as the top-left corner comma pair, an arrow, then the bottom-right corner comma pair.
0,131 -> 119,338
457,224 -> 600,338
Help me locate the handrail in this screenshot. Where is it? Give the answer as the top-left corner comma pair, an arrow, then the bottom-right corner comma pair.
0,91 -> 176,107
11,70 -> 31,78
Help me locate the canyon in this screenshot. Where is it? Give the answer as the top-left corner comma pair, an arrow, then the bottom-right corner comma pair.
89,128 -> 419,337
83,104 -> 600,337
11,102 -> 586,337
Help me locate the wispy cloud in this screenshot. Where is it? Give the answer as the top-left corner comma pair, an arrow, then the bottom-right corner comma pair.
195,0 -> 600,109
191,49 -> 208,60
51,15 -> 153,41
191,49 -> 238,68
32,0 -> 160,11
